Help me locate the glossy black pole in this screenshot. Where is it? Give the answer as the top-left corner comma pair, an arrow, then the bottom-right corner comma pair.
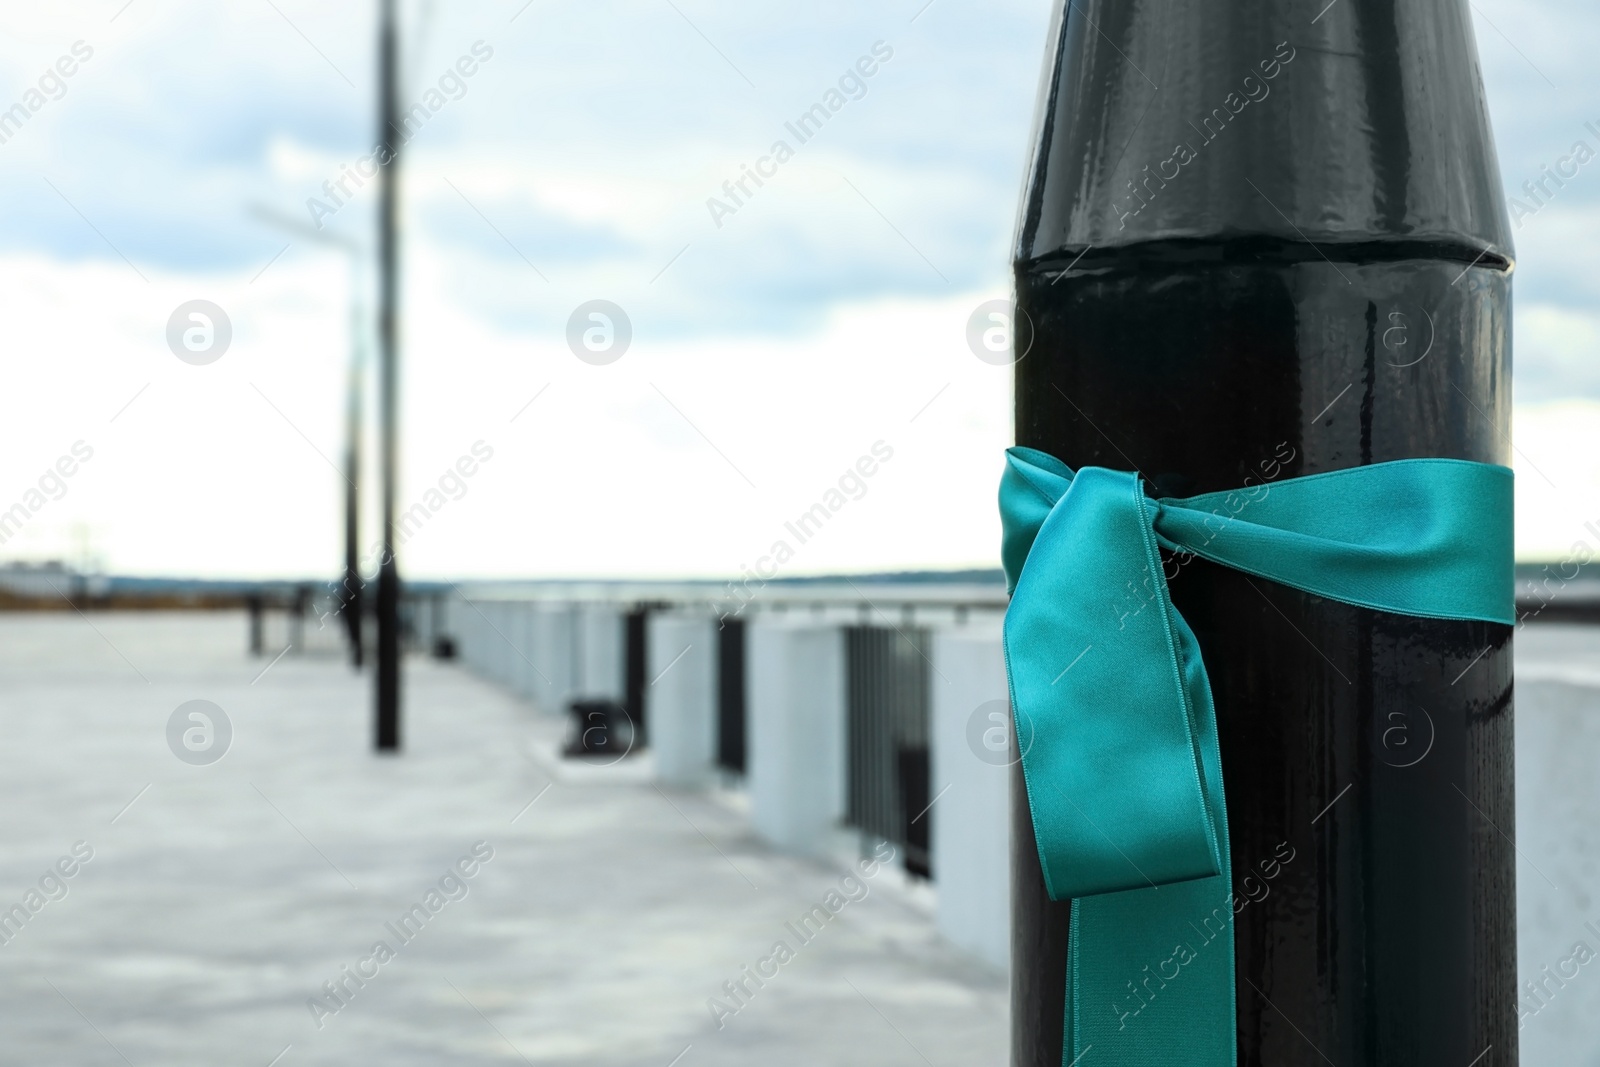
1010,2 -> 1515,1064
374,0 -> 401,752
248,593 -> 264,657
343,260 -> 364,670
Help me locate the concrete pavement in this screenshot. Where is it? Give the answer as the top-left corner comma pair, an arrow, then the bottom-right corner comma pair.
5,610 -> 1600,1065
0,612 -> 1006,1066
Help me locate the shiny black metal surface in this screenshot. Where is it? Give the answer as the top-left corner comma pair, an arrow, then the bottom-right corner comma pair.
1010,1 -> 1516,1063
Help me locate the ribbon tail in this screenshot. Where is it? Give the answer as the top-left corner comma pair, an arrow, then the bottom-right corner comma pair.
999,459 -> 1235,1065
1066,605 -> 1234,1066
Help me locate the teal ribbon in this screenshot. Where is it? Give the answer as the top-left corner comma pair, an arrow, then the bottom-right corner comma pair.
998,447 -> 1512,1065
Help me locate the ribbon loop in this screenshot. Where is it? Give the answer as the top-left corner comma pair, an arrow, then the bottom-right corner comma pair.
1004,459 -> 1221,900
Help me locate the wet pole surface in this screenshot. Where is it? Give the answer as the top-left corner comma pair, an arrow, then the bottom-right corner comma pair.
1008,0 -> 1516,1063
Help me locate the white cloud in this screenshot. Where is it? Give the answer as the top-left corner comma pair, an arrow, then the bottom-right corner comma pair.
1518,303 -> 1600,402
0,247 -> 1012,579
1513,401 -> 1600,560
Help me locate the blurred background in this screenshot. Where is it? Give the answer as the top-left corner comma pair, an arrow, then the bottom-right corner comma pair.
0,0 -> 1021,582
0,1 -> 1596,1064
0,1 -> 1593,578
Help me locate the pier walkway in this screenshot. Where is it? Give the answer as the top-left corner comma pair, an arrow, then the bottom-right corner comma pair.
0,612 -> 1006,1066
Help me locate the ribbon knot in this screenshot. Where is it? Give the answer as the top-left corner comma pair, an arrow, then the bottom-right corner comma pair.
998,447 -> 1512,1066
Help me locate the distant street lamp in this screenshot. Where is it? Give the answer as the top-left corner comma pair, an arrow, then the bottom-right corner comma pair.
247,205 -> 368,670
374,0 -> 403,752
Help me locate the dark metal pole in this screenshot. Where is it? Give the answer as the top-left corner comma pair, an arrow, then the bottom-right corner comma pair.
248,593 -> 264,657
239,208 -> 366,665
1011,2 -> 1514,1063
343,255 -> 365,669
374,0 -> 401,751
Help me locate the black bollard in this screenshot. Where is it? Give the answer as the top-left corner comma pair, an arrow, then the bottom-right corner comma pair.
1010,2 -> 1514,1064
430,593 -> 456,660
564,699 -> 633,758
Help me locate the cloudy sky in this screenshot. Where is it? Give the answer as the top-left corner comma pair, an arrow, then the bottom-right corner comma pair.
0,0 -> 1591,579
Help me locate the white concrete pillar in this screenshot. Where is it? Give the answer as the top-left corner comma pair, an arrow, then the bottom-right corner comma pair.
575,603 -> 624,702
442,596 -> 464,656
471,602 -> 492,674
486,602 -> 510,684
530,603 -> 577,716
463,601 -> 488,672
442,596 -> 461,659
498,602 -> 520,687
930,621 -> 1011,970
647,612 -> 717,788
747,619 -> 847,856
509,602 -> 537,699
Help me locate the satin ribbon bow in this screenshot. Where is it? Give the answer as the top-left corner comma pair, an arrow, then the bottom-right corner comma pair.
998,447 -> 1512,1066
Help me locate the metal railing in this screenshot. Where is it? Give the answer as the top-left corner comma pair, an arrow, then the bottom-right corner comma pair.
716,618 -> 747,776
846,625 -> 933,878
437,581 -> 1006,868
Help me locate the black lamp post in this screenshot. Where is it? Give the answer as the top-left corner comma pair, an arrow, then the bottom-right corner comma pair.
1010,1 -> 1515,1062
374,0 -> 402,752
